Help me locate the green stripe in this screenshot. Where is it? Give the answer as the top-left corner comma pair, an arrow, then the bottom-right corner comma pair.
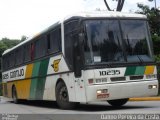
134,66 -> 145,75
35,59 -> 49,99
30,61 -> 41,99
29,59 -> 49,100
125,66 -> 146,76
125,66 -> 136,76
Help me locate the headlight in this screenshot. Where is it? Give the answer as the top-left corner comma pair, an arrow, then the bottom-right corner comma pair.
88,78 -> 107,84
96,78 -> 107,84
146,74 -> 157,79
96,79 -> 102,83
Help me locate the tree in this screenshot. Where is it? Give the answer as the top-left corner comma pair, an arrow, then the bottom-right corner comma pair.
136,3 -> 160,55
21,35 -> 28,42
0,37 -> 23,95
1,38 -> 20,50
0,38 -> 21,78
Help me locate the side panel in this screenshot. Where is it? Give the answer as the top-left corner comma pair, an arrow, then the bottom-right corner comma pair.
43,55 -> 77,102
29,62 -> 41,99
7,82 -> 14,98
16,64 -> 33,99
16,80 -> 31,99
29,59 -> 49,100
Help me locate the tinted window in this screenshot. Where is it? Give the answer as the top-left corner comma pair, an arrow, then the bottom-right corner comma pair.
121,20 -> 153,62
2,56 -> 8,70
64,20 -> 79,69
64,33 -> 74,69
84,20 -> 124,64
24,44 -> 31,62
15,47 -> 23,65
34,37 -> 46,59
10,52 -> 15,67
47,28 -> 61,54
65,20 -> 79,34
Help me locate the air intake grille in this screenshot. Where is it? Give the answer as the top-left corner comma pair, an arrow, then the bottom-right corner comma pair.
111,77 -> 126,82
130,75 -> 143,80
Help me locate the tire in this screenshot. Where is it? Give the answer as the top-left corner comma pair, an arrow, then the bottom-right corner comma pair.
107,98 -> 129,107
56,82 -> 78,109
12,86 -> 19,104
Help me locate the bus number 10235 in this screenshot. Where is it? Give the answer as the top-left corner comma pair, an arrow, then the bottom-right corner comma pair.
99,70 -> 121,76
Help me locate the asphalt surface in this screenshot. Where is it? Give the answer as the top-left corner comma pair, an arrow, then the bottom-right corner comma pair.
0,97 -> 160,120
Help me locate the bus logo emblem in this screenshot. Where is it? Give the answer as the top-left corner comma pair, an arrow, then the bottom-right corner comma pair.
51,59 -> 61,72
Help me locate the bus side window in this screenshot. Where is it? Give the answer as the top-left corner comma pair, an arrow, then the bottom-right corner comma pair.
64,20 -> 79,70
2,57 -> 5,71
30,43 -> 35,60
3,55 -> 9,70
10,52 -> 15,67
47,28 -> 61,54
24,44 -> 31,62
15,47 -> 23,66
5,56 -> 8,70
34,36 -> 46,59
47,34 -> 51,52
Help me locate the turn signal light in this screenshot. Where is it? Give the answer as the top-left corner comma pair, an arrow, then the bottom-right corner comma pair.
88,79 -> 93,84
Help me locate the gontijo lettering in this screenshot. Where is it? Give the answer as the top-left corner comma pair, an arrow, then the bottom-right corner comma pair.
10,69 -> 24,78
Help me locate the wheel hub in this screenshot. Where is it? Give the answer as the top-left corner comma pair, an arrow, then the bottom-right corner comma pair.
60,87 -> 68,101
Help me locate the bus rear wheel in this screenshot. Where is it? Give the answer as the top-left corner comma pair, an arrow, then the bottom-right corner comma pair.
56,81 -> 78,109
12,86 -> 19,104
107,98 -> 129,107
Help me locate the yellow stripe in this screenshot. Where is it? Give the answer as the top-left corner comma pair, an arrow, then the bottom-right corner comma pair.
16,64 -> 33,99
25,64 -> 34,78
16,80 -> 31,99
6,82 -> 12,98
145,66 -> 155,75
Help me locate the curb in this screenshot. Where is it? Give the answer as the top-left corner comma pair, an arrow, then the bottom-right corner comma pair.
129,97 -> 160,101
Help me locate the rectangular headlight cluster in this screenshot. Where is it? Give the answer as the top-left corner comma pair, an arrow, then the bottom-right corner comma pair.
146,74 -> 157,79
88,78 -> 107,84
148,85 -> 158,89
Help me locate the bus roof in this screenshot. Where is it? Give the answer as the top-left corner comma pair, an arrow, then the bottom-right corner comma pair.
2,11 -> 147,56
64,11 -> 146,20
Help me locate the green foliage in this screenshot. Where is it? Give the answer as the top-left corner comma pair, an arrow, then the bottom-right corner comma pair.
136,3 -> 160,56
155,55 -> 160,62
136,4 -> 160,36
1,38 -> 20,51
0,36 -> 27,92
0,36 -> 27,57
21,36 -> 28,42
152,35 -> 160,55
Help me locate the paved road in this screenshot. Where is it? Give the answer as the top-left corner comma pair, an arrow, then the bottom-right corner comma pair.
0,97 -> 160,120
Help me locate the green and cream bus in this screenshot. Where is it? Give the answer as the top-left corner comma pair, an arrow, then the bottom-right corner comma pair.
2,11 -> 159,109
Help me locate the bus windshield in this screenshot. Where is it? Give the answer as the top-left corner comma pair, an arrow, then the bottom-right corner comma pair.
84,19 -> 153,65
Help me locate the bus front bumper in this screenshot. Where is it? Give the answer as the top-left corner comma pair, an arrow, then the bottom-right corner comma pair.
86,80 -> 159,102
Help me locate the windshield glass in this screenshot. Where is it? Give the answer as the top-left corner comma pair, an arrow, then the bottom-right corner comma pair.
121,20 -> 153,62
84,20 -> 124,65
84,19 -> 153,65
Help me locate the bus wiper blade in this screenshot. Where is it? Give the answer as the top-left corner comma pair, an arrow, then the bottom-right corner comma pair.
137,55 -> 144,65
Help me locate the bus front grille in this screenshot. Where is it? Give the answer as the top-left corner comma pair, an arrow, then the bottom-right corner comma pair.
110,77 -> 126,82
130,75 -> 144,80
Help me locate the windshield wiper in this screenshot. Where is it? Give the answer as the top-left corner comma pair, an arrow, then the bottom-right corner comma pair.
137,55 -> 144,65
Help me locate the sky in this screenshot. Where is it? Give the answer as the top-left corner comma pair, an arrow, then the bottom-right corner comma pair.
0,0 -> 159,40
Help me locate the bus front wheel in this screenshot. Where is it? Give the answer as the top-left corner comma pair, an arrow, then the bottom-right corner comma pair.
12,86 -> 19,104
56,81 -> 78,109
107,98 -> 129,107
